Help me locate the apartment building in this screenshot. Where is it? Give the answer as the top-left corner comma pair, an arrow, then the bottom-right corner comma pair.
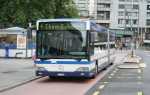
74,0 -> 149,33
96,0 -> 111,28
74,0 -> 89,17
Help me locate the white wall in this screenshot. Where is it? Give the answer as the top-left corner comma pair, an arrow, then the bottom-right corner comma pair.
0,49 -> 35,58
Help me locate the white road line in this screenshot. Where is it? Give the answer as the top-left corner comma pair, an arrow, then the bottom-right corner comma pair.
103,82 -> 108,84
139,63 -> 146,68
137,91 -> 143,95
110,73 -> 114,76
93,91 -> 100,95
137,69 -> 142,73
99,85 -> 105,90
138,76 -> 142,79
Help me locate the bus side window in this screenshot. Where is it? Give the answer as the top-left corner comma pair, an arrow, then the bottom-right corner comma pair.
90,32 -> 96,43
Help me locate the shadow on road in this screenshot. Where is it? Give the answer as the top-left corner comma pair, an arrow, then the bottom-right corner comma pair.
37,77 -> 94,83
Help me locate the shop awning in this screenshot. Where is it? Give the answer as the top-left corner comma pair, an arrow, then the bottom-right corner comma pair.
0,27 -> 26,35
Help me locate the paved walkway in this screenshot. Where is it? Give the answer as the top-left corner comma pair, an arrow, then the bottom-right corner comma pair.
0,59 -> 38,92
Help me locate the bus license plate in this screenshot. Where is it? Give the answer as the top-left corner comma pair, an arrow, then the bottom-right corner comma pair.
57,73 -> 65,76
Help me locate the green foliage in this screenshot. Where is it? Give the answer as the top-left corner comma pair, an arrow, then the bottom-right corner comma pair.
0,0 -> 79,28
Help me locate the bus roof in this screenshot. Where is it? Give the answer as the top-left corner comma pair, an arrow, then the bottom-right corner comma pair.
36,18 -> 107,32
37,18 -> 91,23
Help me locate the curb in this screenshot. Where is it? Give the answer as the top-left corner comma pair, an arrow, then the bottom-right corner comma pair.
0,76 -> 42,93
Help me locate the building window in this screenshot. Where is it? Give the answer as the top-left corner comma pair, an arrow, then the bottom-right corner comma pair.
133,0 -> 138,2
118,19 -> 124,24
118,11 -> 124,16
133,5 -> 139,9
147,12 -> 150,17
146,19 -> 150,25
97,11 -> 110,20
147,5 -> 150,10
132,12 -> 138,17
133,19 -> 138,25
119,0 -> 125,2
97,3 -> 110,9
119,4 -> 125,9
125,4 -> 132,9
125,19 -> 131,24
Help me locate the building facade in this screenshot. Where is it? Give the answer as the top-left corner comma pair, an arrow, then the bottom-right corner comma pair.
74,0 -> 89,17
74,0 -> 149,33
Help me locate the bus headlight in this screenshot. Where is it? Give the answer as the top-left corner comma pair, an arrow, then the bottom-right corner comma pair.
37,67 -> 46,71
76,67 -> 89,72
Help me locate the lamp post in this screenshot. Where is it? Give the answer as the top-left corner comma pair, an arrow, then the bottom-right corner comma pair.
107,29 -> 110,64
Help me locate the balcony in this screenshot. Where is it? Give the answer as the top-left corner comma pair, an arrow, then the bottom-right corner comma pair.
97,7 -> 110,11
97,0 -> 111,4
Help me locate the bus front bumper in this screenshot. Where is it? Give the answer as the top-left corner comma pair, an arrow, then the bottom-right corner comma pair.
36,70 -> 95,78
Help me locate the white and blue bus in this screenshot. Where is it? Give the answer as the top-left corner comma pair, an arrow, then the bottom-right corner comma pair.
35,19 -> 115,78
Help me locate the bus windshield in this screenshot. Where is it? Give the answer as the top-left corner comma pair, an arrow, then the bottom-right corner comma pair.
36,22 -> 87,59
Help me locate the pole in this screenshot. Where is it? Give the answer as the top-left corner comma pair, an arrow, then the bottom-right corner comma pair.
29,22 -> 33,58
25,30 -> 28,58
131,0 -> 135,57
107,29 -> 110,64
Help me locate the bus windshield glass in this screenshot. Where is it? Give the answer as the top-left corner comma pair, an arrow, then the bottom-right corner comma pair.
37,22 -> 87,59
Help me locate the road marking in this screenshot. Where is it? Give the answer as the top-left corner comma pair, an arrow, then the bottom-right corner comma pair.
115,68 -> 118,71
108,76 -> 112,79
103,82 -> 108,84
138,76 -> 142,79
99,85 -> 105,90
137,69 -> 142,73
110,73 -> 114,76
113,70 -> 117,73
139,63 -> 146,68
93,91 -> 100,95
137,91 -> 143,95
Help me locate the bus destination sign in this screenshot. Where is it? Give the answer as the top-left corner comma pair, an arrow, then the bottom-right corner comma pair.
39,22 -> 86,31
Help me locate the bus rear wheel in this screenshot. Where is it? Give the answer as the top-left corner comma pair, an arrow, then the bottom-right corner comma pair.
95,60 -> 99,74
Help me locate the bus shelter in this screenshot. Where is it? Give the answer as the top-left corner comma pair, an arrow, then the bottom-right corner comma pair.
0,27 -> 35,58
110,28 -> 133,49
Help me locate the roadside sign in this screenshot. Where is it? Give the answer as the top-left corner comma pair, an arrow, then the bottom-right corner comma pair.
17,35 -> 26,49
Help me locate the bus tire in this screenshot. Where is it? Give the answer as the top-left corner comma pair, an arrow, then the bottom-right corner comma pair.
95,60 -> 99,74
90,60 -> 99,79
110,62 -> 113,65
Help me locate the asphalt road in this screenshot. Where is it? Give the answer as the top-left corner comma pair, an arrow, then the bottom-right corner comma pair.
86,49 -> 150,95
0,66 -> 114,95
136,50 -> 150,95
0,50 -> 129,95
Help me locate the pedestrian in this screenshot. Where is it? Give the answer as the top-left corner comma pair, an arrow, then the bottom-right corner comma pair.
4,42 -> 10,58
119,42 -> 123,50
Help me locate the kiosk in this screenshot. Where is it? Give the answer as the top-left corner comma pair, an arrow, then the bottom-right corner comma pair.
0,27 -> 35,58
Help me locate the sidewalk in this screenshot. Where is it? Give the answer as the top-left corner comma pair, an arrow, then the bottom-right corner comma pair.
113,50 -> 130,65
0,59 -> 38,92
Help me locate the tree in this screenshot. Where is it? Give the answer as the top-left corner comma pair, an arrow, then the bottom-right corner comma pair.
53,0 -> 79,18
0,0 -> 79,28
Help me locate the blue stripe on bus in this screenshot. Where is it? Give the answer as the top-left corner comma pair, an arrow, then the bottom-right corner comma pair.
36,70 -> 95,78
35,61 -> 93,64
